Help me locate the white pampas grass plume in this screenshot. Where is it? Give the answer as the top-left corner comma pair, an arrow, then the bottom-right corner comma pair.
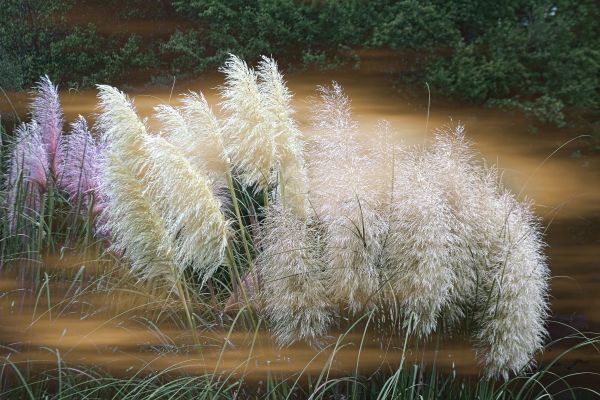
475,193 -> 549,378
31,75 -> 63,175
141,135 -> 228,283
98,152 -> 176,283
96,85 -> 147,157
178,91 -> 229,178
384,145 -> 458,336
220,54 -> 275,189
424,126 -> 498,325
258,204 -> 333,346
309,83 -> 385,312
5,122 -> 48,232
257,56 -> 308,218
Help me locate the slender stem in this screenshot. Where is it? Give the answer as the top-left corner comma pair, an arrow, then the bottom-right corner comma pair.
225,170 -> 254,269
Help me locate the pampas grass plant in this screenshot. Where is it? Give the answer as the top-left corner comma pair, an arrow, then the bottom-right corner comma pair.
2,57 -> 551,381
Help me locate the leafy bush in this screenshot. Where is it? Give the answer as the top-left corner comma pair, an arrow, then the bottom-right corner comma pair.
423,1 -> 600,127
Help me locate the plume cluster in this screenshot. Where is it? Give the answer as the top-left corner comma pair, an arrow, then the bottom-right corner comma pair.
96,85 -> 228,286
258,80 -> 548,378
4,76 -> 109,238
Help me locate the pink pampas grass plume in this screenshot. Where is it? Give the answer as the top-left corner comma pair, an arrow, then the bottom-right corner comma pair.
57,115 -> 104,217
31,75 -> 63,175
5,122 -> 48,232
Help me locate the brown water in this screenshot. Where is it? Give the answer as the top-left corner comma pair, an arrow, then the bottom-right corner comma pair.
1,60 -> 599,380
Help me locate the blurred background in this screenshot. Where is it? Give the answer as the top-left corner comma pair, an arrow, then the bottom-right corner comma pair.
1,0 -> 598,134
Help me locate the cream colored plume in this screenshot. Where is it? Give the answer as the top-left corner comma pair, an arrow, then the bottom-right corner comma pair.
96,84 -> 227,285
309,82 -> 385,312
257,56 -> 308,218
258,204 -> 333,346
155,93 -> 228,180
99,152 -> 177,283
141,135 -> 228,283
180,92 -> 229,177
220,54 -> 276,189
96,85 -> 147,158
475,193 -> 549,378
384,144 -> 458,336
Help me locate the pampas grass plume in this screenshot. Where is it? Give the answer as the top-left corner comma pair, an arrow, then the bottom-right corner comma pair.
309,83 -> 384,312
141,135 -> 228,282
220,54 -> 275,189
258,204 -> 333,346
6,122 -> 48,231
178,91 -> 229,178
57,116 -> 102,211
31,75 -> 63,175
99,151 -> 176,283
476,193 -> 549,378
96,85 -> 147,158
257,56 -> 308,218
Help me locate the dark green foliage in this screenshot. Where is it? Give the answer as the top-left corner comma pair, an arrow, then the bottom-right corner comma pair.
422,0 -> 600,127
1,0 -> 598,128
0,0 -> 157,90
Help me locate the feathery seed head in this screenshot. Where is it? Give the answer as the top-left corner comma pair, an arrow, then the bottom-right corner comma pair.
6,122 -> 48,232
57,116 -> 102,211
258,204 -> 334,346
160,93 -> 229,179
31,75 -> 63,175
257,56 -> 309,218
98,151 -> 177,283
141,135 -> 228,283
309,83 -> 385,312
475,192 -> 549,378
96,84 -> 147,154
220,54 -> 276,189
